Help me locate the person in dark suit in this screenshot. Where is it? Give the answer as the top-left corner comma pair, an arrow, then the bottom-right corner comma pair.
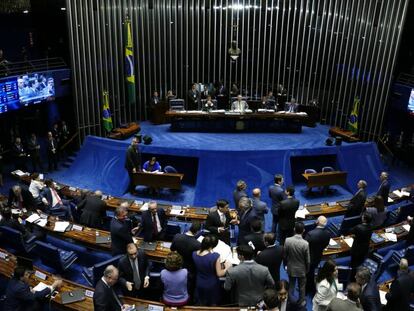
150,90 -> 160,107
110,204 -> 140,256
141,201 -> 167,242
171,222 -> 201,272
355,267 -> 381,311
124,137 -> 141,194
269,174 -> 286,233
376,171 -> 391,204
12,137 -> 28,171
233,179 -> 248,210
4,266 -> 62,311
275,279 -> 306,311
205,199 -> 237,244
278,186 -> 299,245
41,179 -> 73,220
346,180 -> 367,217
350,212 -> 373,278
187,83 -> 200,110
255,233 -> 284,284
0,208 -> 31,240
94,265 -> 132,311
305,216 -> 331,293
384,259 -> 414,311
242,219 -> 266,254
237,197 -> 259,244
8,184 -> 35,211
77,190 -> 107,229
118,243 -> 151,297
46,131 -> 58,171
406,215 -> 414,246
252,188 -> 269,224
27,133 -> 43,172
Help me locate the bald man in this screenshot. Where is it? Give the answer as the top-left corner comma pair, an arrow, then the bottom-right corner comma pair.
252,188 -> 269,223
305,216 -> 331,293
377,172 -> 391,203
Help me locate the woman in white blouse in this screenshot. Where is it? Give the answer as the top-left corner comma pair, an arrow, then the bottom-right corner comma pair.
28,172 -> 44,204
312,259 -> 339,311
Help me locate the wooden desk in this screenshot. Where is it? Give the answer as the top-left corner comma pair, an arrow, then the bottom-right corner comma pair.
302,171 -> 348,188
322,221 -> 409,257
132,171 -> 184,190
297,202 -> 348,220
329,127 -> 360,142
0,248 -> 239,311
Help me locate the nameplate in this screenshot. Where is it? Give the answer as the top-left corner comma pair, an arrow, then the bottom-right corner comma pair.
0,251 -> 8,259
34,270 -> 47,280
72,224 -> 83,232
85,290 -> 94,298
148,305 -> 164,311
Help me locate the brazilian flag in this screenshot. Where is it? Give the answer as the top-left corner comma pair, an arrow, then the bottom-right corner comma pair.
125,18 -> 136,106
102,91 -> 113,132
348,97 -> 360,134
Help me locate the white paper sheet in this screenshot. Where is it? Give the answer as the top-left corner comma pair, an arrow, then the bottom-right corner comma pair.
33,282 -> 49,292
387,197 -> 394,203
169,210 -> 185,216
403,224 -> 411,232
344,237 -> 354,247
379,290 -> 387,305
384,233 -> 397,242
25,214 -> 40,223
140,203 -> 149,211
53,221 -> 70,232
295,208 -> 309,219
35,219 -> 47,227
329,239 -> 338,246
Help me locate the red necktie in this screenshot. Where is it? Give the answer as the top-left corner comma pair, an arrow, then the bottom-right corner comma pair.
52,188 -> 62,205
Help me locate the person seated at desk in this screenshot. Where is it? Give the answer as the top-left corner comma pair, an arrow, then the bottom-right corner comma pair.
8,185 -> 36,211
285,98 -> 298,113
267,90 -> 276,101
142,157 -> 161,173
0,207 -> 31,240
203,95 -> 216,111
4,266 -> 62,311
118,243 -> 150,298
94,265 -> 133,311
28,173 -> 44,206
231,94 -> 249,112
77,190 -> 107,229
141,200 -> 167,242
41,179 -> 73,221
166,90 -> 176,101
261,96 -> 276,110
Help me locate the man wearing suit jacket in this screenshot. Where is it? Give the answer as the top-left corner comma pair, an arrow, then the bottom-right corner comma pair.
355,267 -> 381,311
269,174 -> 286,233
141,201 -> 167,242
12,137 -> 27,171
377,172 -> 391,204
94,265 -> 132,311
278,186 -> 299,245
327,283 -> 363,311
205,199 -> 237,244
224,244 -> 274,307
384,259 -> 414,311
187,83 -> 200,110
41,179 -> 73,220
255,233 -> 284,284
46,131 -> 58,171
233,179 -> 248,210
77,190 -> 107,229
346,180 -> 367,217
350,212 -> 373,277
305,216 -> 331,293
118,243 -> 151,297
8,184 -> 35,210
237,197 -> 259,244
4,266 -> 62,311
284,222 -> 310,307
110,204 -> 140,256
124,137 -> 141,194
171,222 -> 201,272
242,219 -> 266,253
252,188 -> 269,223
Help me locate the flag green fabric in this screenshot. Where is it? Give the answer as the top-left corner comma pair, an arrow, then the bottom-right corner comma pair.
348,97 -> 360,134
125,19 -> 136,106
102,91 -> 113,132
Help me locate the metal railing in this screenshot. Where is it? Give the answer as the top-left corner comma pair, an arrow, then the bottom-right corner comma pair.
0,57 -> 67,77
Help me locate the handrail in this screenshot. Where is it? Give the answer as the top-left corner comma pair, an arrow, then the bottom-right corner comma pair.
60,131 -> 79,151
0,57 -> 67,77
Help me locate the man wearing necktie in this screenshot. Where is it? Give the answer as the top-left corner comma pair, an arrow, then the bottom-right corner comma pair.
41,179 -> 73,220
231,94 -> 249,112
94,265 -> 133,311
141,201 -> 167,242
47,131 -> 58,171
118,243 -> 151,297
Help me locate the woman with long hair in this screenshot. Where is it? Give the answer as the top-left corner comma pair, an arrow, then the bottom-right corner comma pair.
312,259 -> 339,311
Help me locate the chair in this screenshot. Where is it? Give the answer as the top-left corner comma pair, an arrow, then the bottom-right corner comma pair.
360,252 -> 386,281
35,241 -> 78,272
321,166 -> 335,193
327,215 -> 361,237
304,169 -> 317,194
169,99 -> 185,111
165,223 -> 181,241
82,255 -> 122,286
164,165 -> 178,174
0,226 -> 36,254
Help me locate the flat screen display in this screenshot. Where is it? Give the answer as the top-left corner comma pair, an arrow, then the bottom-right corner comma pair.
0,78 -> 19,114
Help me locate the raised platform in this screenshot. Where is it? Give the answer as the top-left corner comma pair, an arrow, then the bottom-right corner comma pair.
49,122 -> 384,206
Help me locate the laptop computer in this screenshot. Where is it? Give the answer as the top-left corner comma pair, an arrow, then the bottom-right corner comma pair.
140,242 -> 157,251
305,205 -> 322,213
61,289 -> 86,304
96,236 -> 111,244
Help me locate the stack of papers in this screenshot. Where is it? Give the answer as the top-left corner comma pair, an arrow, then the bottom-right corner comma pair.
384,232 -> 397,242
169,209 -> 185,216
295,208 -> 309,219
344,237 -> 354,247
25,214 -> 40,223
327,239 -> 341,249
54,221 -> 70,232
393,190 -> 410,197
32,282 -> 49,292
379,290 -> 387,305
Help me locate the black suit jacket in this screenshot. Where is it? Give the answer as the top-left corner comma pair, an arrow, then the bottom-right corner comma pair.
360,278 -> 382,311
255,245 -> 284,283
118,250 -> 150,289
141,209 -> 167,242
377,180 -> 391,202
187,90 -> 199,109
242,232 -> 266,253
205,210 -> 231,244
78,195 -> 107,229
278,198 -> 299,231
305,227 -> 331,265
110,217 -> 133,256
4,278 -> 51,311
238,207 -> 259,244
385,272 -> 414,311
268,184 -> 286,216
47,138 -> 58,156
233,189 -> 247,210
346,188 -> 367,217
8,186 -> 35,210
350,223 -> 372,258
124,145 -> 141,172
93,279 -> 122,311
171,233 -> 201,272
